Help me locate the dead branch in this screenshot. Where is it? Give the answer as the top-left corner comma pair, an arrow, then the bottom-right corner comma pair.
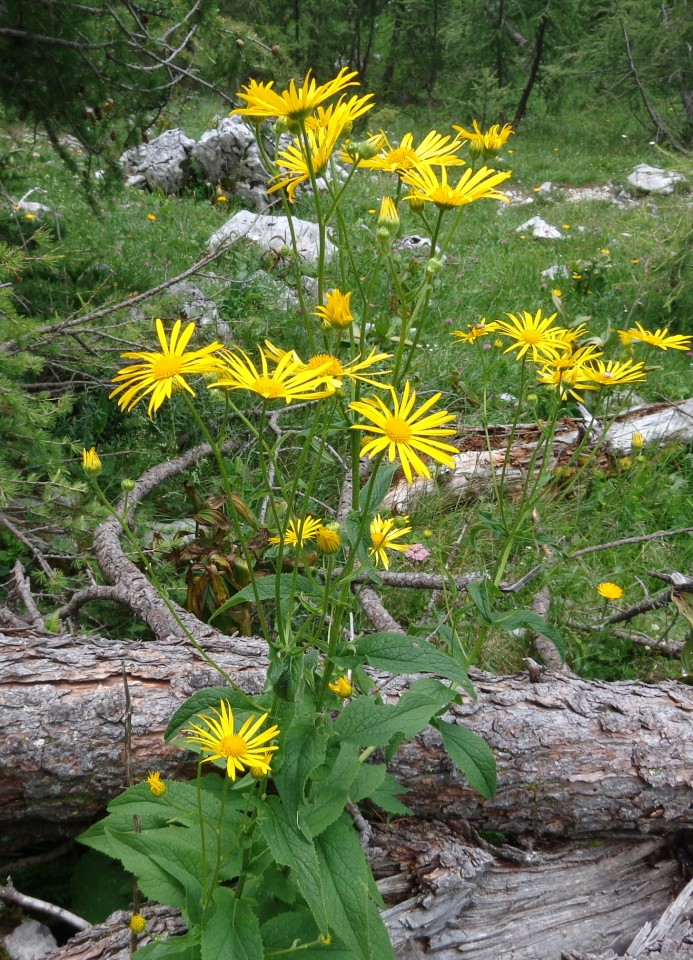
0,878 -> 90,931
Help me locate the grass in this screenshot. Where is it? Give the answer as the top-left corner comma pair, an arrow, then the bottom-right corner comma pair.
1,91 -> 691,681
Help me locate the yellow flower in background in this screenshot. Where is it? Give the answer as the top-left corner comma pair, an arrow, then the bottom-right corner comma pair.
269,115 -> 343,201
535,363 -> 599,403
130,914 -> 147,934
109,319 -> 224,417
329,675 -> 353,697
210,347 -> 335,403
314,288 -> 354,328
493,310 -> 564,363
250,751 -> 275,778
145,771 -> 166,797
350,381 -> 458,483
452,319 -> 499,344
305,92 -> 375,138
269,515 -> 323,547
369,514 -> 413,569
453,120 -> 514,155
597,581 -> 623,601
377,196 -> 400,234
233,67 -> 359,123
622,322 -> 692,352
618,329 -> 634,347
401,163 -> 511,210
184,700 -> 280,781
147,213 -> 157,221
547,343 -> 603,370
81,446 -> 102,476
316,523 -> 342,554
631,432 -> 645,449
585,358 -> 647,386
303,349 -> 391,390
357,130 -> 465,175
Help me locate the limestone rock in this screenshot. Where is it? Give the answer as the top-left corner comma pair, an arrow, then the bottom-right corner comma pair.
119,129 -> 196,193
3,918 -> 57,960
627,163 -> 685,195
208,211 -> 335,264
516,215 -> 564,239
192,116 -> 273,211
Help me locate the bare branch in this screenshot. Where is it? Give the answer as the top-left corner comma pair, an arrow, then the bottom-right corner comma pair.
0,878 -> 90,931
0,27 -> 113,49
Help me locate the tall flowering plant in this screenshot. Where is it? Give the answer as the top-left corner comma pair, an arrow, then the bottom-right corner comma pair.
79,67 -> 691,959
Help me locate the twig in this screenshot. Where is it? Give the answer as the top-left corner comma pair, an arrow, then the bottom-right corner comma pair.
567,619 -> 682,658
573,526 -> 693,557
0,514 -> 54,577
603,588 -> 671,625
10,562 -> 43,627
0,877 -> 91,931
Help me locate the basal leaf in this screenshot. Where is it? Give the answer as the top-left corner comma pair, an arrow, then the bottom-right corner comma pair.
355,632 -> 470,686
202,889 -> 264,960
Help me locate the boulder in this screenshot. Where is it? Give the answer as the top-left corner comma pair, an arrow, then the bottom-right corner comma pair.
119,129 -> 196,193
192,116 -> 273,211
627,163 -> 685,195
207,210 -> 336,264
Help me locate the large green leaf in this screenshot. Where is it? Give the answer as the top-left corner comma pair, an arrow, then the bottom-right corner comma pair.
368,772 -> 412,815
433,719 -> 497,799
135,930 -> 201,959
355,632 -> 470,686
348,762 -> 387,804
255,797 -> 329,935
211,573 -> 322,616
202,889 -> 264,960
300,741 -> 362,837
489,609 -> 565,659
273,716 -> 328,831
316,816 -> 394,960
335,678 -> 455,746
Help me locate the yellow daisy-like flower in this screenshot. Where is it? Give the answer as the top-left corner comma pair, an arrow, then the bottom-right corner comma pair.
621,322 -> 692,352
250,751 -> 275,779
81,446 -> 102,476
269,515 -> 324,547
305,93 -> 375,138
349,382 -> 458,484
631,432 -> 645,449
233,67 -> 359,123
316,523 -> 342,555
264,342 -> 391,391
453,120 -> 514,155
109,319 -> 224,417
597,581 -> 623,601
314,288 -> 354,328
546,342 -> 603,371
584,358 -> 647,386
355,130 -> 465,175
369,514 -> 413,569
130,914 -> 147,934
535,363 -> 599,403
377,196 -> 400,235
328,675 -> 353,698
493,310 -> 565,363
145,771 -> 166,797
183,700 -> 280,781
209,347 -> 335,403
618,329 -> 634,347
452,319 -> 499,344
401,163 -> 511,211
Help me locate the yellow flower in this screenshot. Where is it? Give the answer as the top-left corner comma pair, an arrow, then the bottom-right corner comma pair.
535,363 -> 599,403
314,288 -> 354,328
233,67 -> 359,123
250,752 -> 275,779
356,130 -> 465,175
109,319 -> 224,417
552,288 -> 563,298
453,120 -> 513,155
493,310 -> 565,363
401,163 -> 511,211
546,342 -> 603,371
585,358 -> 647,386
350,381 -> 458,484
597,581 -> 623,601
600,248 -> 610,255
209,347 -> 335,403
269,515 -> 323,547
147,213 -> 157,221
145,771 -> 166,797
328,675 -> 353,698
618,329 -> 634,347
305,93 -> 375,138
369,514 -> 413,569
452,319 -> 499,344
316,523 -> 342,554
24,212 -> 37,220
304,349 -> 391,390
82,446 -> 102,476
377,196 -> 400,236
183,700 -> 280,781
130,914 -> 147,934
623,322 -> 692,352
215,195 -> 228,203
631,432 -> 645,449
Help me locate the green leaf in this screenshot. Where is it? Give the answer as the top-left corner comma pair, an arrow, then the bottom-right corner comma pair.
355,632 -> 470,686
368,772 -> 412,815
467,578 -> 498,624
300,741 -> 362,837
489,609 -> 565,659
335,679 -> 454,746
316,816 -> 394,960
256,796 -> 329,935
349,762 -> 387,804
433,719 -> 497,799
202,889 -> 264,960
260,909 -> 319,950
274,716 -> 328,831
365,461 -> 399,512
212,573 -> 322,616
165,687 -> 261,741
135,930 -> 201,959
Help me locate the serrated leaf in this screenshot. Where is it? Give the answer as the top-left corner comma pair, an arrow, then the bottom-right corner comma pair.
368,772 -> 412,815
335,679 -> 454,746
355,632 -> 470,686
433,719 -> 497,798
300,741 -> 361,836
100,828 -> 198,914
134,929 -> 201,959
211,572 -> 322,616
273,716 -> 328,831
349,763 -> 387,804
202,889 -> 263,960
489,609 -> 565,659
364,461 -> 399,512
260,909 -> 319,950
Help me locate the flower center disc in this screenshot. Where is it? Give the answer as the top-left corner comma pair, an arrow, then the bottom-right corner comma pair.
384,417 -> 412,444
218,734 -> 248,758
150,356 -> 183,380
308,354 -> 342,375
253,377 -> 284,398
521,330 -> 541,344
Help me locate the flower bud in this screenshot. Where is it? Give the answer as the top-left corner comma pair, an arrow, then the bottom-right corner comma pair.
425,257 -> 444,277
377,197 -> 400,237
121,478 -> 136,492
82,447 -> 102,477
130,914 -> 147,934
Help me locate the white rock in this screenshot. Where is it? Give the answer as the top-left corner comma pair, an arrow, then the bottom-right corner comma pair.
515,216 -> 564,239
119,129 -> 196,193
541,264 -> 570,279
394,235 -> 442,257
3,918 -> 57,960
627,163 -> 685,195
538,181 -> 554,194
192,116 -> 273,210
208,211 -> 335,264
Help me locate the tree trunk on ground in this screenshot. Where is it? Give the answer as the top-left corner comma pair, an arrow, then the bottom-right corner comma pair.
1,628 -> 692,959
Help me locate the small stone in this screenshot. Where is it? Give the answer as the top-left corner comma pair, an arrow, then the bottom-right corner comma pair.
515,216 -> 563,239
3,918 -> 58,960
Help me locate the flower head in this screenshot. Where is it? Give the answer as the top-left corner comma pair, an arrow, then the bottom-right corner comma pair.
535,363 -> 599,403
130,914 -> 147,934
452,319 -> 499,344
316,523 -> 342,554
109,319 -> 224,417
264,341 -> 391,391
453,120 -> 514,156
369,514 -> 413,569
354,130 -> 465,175
233,67 -> 359,123
401,163 -> 511,211
350,382 -> 458,483
493,310 -> 565,363
210,347 -> 335,403
631,432 -> 645,449
269,515 -> 323,548
314,289 -> 354,328
183,700 -> 280,781
82,446 -> 102,476
329,675 -> 353,698
597,581 -> 623,601
584,358 -> 647,386
377,196 -> 400,237
145,770 -> 166,797
621,322 -> 692,352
